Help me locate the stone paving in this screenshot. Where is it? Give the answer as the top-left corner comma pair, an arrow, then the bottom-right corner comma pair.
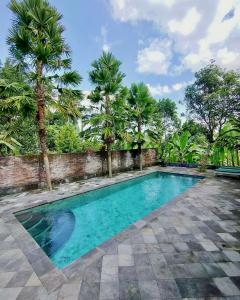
0,167 -> 240,299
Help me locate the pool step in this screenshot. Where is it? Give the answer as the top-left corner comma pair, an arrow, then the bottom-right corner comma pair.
16,210 -> 75,257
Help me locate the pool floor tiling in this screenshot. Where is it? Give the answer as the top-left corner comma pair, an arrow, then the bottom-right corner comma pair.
0,166 -> 240,299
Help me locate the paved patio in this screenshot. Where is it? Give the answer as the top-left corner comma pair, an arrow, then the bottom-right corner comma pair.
0,167 -> 240,299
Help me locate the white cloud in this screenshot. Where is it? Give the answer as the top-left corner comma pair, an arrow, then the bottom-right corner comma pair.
109,0 -> 240,72
100,26 -> 111,52
217,48 -> 238,65
147,81 -> 192,97
137,38 -> 172,75
168,7 -> 201,36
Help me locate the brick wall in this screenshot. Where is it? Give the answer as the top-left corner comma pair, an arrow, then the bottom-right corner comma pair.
0,149 -> 157,195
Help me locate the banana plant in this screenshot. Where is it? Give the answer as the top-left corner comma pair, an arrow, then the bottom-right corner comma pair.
214,122 -> 240,166
169,131 -> 203,163
0,131 -> 22,155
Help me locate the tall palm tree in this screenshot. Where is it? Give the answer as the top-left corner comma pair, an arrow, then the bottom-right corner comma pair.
127,83 -> 155,171
7,0 -> 82,189
88,52 -> 125,177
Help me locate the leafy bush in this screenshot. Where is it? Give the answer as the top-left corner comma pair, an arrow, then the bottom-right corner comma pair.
55,124 -> 81,153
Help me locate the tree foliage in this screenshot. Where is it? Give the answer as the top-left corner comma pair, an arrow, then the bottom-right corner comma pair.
0,1 -> 239,178
87,51 -> 125,177
185,63 -> 240,143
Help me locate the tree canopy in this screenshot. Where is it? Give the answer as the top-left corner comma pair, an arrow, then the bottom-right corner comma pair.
185,63 -> 240,143
0,0 -> 239,182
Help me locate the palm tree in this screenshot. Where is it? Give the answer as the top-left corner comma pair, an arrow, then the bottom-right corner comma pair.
127,83 -> 155,171
7,0 -> 82,189
88,52 -> 125,177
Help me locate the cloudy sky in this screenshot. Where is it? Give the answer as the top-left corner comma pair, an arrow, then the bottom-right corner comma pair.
1,0 -> 240,114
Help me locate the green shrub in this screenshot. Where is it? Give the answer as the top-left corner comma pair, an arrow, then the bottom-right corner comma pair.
55,124 -> 81,153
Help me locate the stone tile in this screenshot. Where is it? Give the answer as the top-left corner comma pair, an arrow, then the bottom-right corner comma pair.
145,244 -> 161,254
184,263 -> 209,278
200,240 -> 219,251
39,269 -> 66,293
78,281 -> 100,300
157,279 -> 181,299
58,283 -> 81,300
136,265 -> 156,281
0,272 -> 15,288
25,273 -> 42,287
100,281 -> 119,300
118,267 -> 137,282
164,252 -> 196,265
202,263 -> 227,277
0,250 -> 32,272
174,241 -> 190,252
0,287 -> 22,300
175,226 -> 190,234
155,233 -> 170,243
134,253 -> 151,267
218,263 -> 240,277
152,262 -> 173,280
119,280 -> 141,300
224,250 -> 240,262
131,244 -> 147,254
193,251 -> 214,263
180,233 -> 197,243
218,233 -> 238,242
138,280 -> 160,299
187,241 -> 204,251
176,278 -> 222,298
130,234 -> 144,244
83,265 -> 101,283
16,286 -> 47,300
99,239 -> 118,255
30,257 -> 54,278
118,255 -> 134,267
102,255 -> 118,269
214,277 -> 240,296
205,220 -> 225,233
159,243 -> 175,253
6,271 -> 32,288
101,267 -> 118,283
209,251 -> 229,262
170,264 -> 192,278
142,234 -> 157,244
118,244 -> 132,255
230,276 -> 240,289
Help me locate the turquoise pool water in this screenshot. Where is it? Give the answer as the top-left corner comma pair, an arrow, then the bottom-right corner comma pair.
15,172 -> 202,269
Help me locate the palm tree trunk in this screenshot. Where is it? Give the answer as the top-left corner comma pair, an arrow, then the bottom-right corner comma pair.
138,120 -> 143,171
231,149 -> 235,166
107,143 -> 112,177
105,94 -> 112,177
138,143 -> 143,171
236,149 -> 239,166
36,61 -> 52,190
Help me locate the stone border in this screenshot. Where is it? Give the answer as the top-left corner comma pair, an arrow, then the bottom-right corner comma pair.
0,167 -> 209,293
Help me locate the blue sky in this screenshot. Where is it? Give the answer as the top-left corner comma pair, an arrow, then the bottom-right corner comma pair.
1,0 -> 240,115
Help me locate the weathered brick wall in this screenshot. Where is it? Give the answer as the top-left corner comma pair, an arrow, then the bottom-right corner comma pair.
0,149 -> 157,195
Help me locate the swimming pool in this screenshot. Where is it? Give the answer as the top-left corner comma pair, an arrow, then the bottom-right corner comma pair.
15,172 -> 202,269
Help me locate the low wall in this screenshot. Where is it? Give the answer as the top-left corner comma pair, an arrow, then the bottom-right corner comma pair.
168,162 -> 218,169
0,148 -> 157,195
